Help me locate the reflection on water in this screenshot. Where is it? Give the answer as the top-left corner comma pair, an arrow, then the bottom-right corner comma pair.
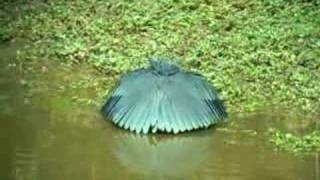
113,132 -> 211,179
0,42 -> 319,180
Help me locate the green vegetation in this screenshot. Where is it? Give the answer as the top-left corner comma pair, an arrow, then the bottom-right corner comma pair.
1,0 -> 320,152
2,0 -> 320,112
269,128 -> 320,153
0,3 -> 11,41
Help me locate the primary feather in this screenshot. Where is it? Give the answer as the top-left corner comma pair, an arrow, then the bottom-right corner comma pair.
101,58 -> 227,134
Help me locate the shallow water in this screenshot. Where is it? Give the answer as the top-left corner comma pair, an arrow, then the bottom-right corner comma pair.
0,42 -> 319,180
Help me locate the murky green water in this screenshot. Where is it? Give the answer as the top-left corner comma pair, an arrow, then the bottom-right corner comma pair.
0,42 -> 319,180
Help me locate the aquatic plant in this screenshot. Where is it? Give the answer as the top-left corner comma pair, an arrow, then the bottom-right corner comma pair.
269,128 -> 320,153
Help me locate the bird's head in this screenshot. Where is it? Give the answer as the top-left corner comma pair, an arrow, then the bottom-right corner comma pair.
149,57 -> 180,76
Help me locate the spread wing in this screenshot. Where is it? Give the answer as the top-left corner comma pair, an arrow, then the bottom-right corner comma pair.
101,68 -> 160,133
153,72 -> 227,133
101,70 -> 227,134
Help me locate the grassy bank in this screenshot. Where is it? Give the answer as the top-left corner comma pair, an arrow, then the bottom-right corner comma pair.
1,0 -> 320,152
3,0 -> 320,112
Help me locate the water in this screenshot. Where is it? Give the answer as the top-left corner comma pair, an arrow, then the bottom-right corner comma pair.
0,41 -> 319,180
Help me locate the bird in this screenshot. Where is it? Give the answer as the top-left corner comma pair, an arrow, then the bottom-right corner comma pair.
101,57 -> 227,134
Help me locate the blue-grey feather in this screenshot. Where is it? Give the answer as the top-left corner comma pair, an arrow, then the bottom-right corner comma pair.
101,59 -> 227,134
149,57 -> 180,76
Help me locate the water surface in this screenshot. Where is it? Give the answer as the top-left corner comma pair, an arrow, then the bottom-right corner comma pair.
0,42 -> 319,180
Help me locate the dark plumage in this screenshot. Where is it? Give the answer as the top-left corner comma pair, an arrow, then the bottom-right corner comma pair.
101,58 -> 227,134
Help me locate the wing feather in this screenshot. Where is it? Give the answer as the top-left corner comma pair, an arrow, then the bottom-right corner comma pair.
150,72 -> 227,133
101,68 -> 227,134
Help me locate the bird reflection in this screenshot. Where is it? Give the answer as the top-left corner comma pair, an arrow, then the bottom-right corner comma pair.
112,131 -> 212,179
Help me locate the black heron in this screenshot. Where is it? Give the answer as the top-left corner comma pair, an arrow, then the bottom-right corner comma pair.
101,58 -> 227,134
